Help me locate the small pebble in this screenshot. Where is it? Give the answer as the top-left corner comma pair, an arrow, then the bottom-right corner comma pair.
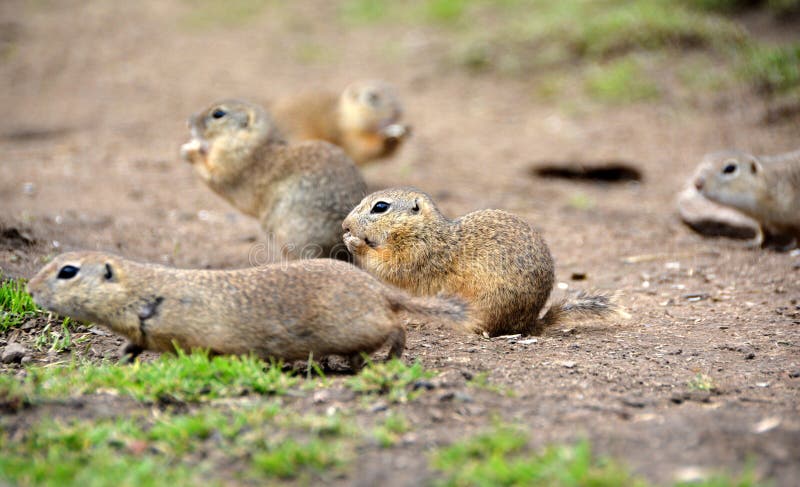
1,342 -> 28,364
412,380 -> 435,391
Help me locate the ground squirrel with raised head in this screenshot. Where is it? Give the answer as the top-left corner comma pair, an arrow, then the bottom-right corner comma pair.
180,99 -> 367,260
272,80 -> 410,166
694,149 -> 800,248
341,188 -> 616,337
27,252 -> 471,366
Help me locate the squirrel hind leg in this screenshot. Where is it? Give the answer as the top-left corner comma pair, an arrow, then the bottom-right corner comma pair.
760,228 -> 798,251
386,327 -> 406,360
348,354 -> 366,371
118,341 -> 144,364
744,226 -> 765,249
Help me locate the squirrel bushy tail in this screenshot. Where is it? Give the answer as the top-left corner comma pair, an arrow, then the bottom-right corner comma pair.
536,290 -> 618,335
385,291 -> 476,332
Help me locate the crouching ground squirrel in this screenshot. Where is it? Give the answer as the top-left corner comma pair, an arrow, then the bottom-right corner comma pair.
272,80 -> 410,166
342,188 -> 617,337
694,149 -> 800,249
180,99 -> 367,260
27,252 -> 471,366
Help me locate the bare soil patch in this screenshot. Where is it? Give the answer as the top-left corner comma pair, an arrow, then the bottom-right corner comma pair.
1,1 -> 799,485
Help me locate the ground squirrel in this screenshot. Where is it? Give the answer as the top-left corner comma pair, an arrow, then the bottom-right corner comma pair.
694,149 -> 800,248
180,99 -> 367,260
341,188 -> 616,337
27,252 -> 471,366
271,81 -> 410,166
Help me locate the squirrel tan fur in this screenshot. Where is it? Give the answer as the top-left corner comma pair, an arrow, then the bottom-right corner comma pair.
341,188 -> 615,337
180,99 -> 367,260
694,149 -> 800,248
271,81 -> 410,166
27,252 -> 471,366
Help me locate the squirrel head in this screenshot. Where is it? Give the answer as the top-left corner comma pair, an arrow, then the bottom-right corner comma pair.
181,100 -> 286,182
339,81 -> 409,139
27,252 -> 139,331
695,150 -> 766,215
342,187 -> 447,271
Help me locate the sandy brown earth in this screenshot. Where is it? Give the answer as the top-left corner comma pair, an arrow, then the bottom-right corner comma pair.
1,1 -> 799,485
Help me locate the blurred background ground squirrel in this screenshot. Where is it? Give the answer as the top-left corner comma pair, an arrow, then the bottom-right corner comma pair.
271,80 -> 410,166
180,99 -> 367,260
27,252 -> 471,367
342,188 -> 617,337
694,149 -> 800,249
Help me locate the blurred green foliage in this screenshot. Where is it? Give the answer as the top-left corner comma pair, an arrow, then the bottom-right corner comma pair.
338,0 -> 799,104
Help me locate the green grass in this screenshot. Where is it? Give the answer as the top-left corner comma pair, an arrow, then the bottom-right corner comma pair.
33,317 -> 87,353
740,42 -> 800,95
338,0 -> 799,104
568,193 -> 596,211
3,350 -> 299,403
340,0 -> 478,25
252,438 -> 345,479
0,400 -> 352,486
2,407 -> 758,486
181,0 -> 274,28
0,416 -> 205,486
1,275 -> 79,342
346,358 -> 435,403
585,57 -> 661,103
431,425 -> 758,486
0,276 -> 39,332
372,412 -> 410,447
431,426 -> 643,487
580,2 -> 745,57
0,354 -> 761,486
688,372 -> 716,391
467,371 -> 516,397
2,352 -> 435,405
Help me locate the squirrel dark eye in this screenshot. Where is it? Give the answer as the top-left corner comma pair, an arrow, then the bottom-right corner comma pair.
57,265 -> 79,280
411,200 -> 420,213
366,92 -> 379,106
104,263 -> 114,280
211,108 -> 227,119
722,163 -> 737,174
370,201 -> 390,214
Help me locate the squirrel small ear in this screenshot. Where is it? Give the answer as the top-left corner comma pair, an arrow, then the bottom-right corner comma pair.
750,160 -> 761,174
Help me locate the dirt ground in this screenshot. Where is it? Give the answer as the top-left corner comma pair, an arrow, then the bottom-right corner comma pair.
1,1 -> 799,485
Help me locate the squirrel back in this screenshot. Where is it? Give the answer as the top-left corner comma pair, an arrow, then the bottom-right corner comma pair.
342,187 -> 619,336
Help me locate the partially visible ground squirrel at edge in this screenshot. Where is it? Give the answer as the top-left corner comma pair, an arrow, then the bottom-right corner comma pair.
342,187 -> 618,337
181,99 -> 367,260
271,80 -> 410,166
694,149 -> 800,248
27,252 -> 471,367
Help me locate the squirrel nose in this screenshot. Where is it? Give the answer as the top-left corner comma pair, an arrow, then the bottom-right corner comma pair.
694,178 -> 704,191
